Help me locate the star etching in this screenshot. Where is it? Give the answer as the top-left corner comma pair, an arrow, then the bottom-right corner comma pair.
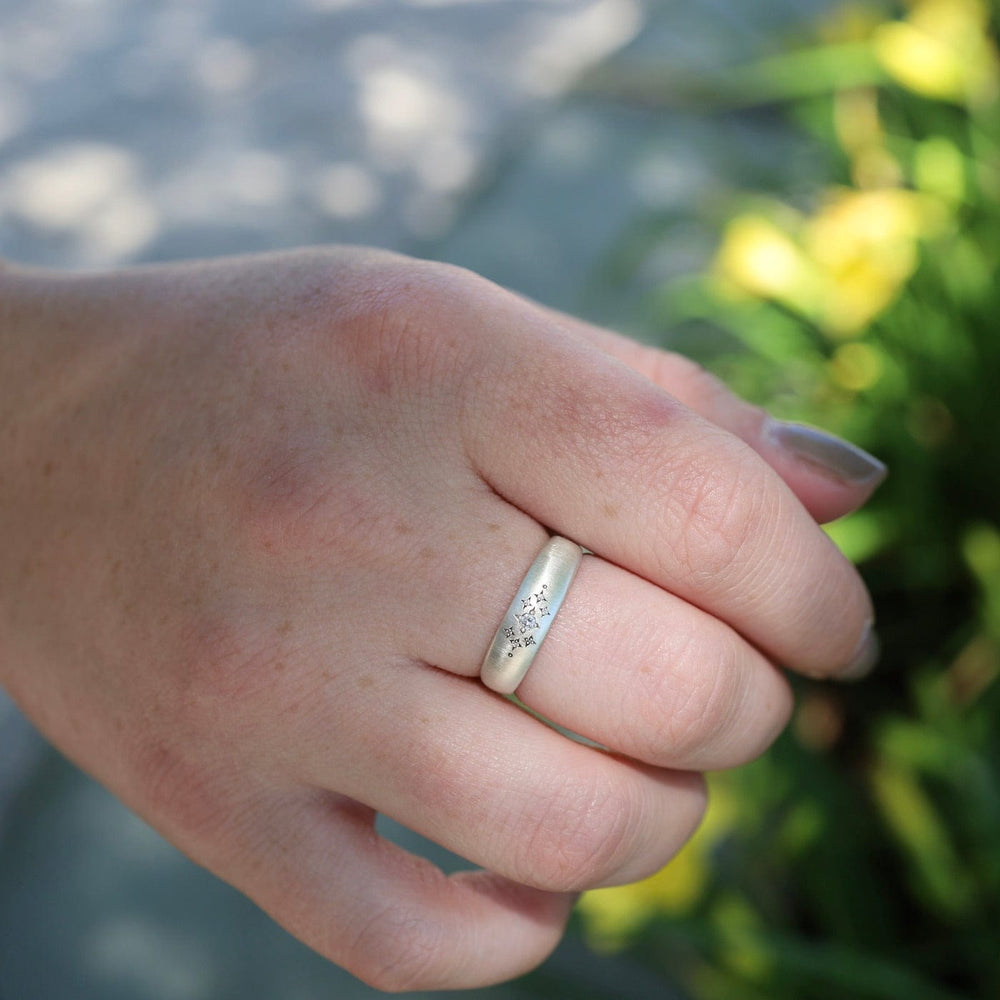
513,585 -> 550,635
506,585 -> 552,656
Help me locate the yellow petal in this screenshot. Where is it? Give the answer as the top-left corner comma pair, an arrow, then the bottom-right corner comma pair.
873,0 -> 999,104
714,214 -> 821,315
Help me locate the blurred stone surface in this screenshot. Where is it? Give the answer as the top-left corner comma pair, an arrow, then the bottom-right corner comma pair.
0,0 -> 644,266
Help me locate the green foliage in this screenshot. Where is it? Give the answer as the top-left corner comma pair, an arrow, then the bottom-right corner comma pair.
580,1 -> 1000,997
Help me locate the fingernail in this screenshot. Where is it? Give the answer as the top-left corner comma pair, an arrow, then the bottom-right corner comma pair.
765,418 -> 887,487
839,622 -> 880,681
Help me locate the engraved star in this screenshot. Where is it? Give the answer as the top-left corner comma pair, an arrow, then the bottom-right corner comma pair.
516,612 -> 539,633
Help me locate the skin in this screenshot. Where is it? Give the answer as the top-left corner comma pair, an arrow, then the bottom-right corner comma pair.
0,248 -> 879,991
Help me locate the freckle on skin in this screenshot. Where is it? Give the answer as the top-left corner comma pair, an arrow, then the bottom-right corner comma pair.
395,522 -> 413,535
357,676 -> 374,689
418,546 -> 436,560
276,620 -> 293,636
603,502 -> 620,519
42,461 -> 54,477
487,523 -> 500,533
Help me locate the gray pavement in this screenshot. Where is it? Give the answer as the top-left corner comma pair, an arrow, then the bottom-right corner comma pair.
0,0 -> 644,265
0,0 -> 830,996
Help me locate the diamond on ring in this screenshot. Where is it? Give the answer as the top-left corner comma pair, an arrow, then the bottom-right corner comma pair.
480,536 -> 583,694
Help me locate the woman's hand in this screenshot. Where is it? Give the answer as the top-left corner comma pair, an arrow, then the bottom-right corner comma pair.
0,248 -> 884,990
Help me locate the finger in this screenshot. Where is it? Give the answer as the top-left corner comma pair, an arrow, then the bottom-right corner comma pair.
349,471 -> 792,769
225,792 -> 575,992
290,665 -> 707,895
514,555 -> 795,769
406,513 -> 794,770
452,278 -> 875,679
553,315 -> 886,524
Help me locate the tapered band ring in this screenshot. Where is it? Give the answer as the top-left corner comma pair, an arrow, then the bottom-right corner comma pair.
480,536 -> 584,695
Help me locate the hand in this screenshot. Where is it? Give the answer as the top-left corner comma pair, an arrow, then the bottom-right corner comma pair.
0,249 -> 883,990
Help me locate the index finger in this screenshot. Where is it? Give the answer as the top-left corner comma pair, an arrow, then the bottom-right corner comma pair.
550,314 -> 886,525
456,278 -> 875,680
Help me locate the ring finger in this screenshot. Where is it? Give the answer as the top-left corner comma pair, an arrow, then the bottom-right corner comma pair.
408,504 -> 793,772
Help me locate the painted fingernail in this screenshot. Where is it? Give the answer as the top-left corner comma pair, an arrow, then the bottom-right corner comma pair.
765,418 -> 887,487
839,622 -> 880,681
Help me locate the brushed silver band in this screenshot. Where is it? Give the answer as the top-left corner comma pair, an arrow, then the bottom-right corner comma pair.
480,535 -> 583,695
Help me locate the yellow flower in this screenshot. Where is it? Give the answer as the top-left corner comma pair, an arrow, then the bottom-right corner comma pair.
805,188 -> 944,335
873,0 -> 999,104
713,214 -> 822,318
714,188 -> 947,338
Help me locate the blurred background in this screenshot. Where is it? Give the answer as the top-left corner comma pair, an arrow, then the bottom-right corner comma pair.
1,0 -> 999,997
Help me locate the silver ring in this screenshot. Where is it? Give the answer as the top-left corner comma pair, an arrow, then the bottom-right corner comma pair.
480,535 -> 583,694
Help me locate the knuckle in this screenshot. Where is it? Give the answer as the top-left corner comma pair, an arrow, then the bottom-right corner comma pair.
347,904 -> 450,993
598,774 -> 710,887
632,627 -> 794,767
340,257 -> 485,399
662,445 -> 775,589
549,379 -> 688,475
657,636 -> 744,763
228,261 -> 487,561
514,775 -> 642,891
